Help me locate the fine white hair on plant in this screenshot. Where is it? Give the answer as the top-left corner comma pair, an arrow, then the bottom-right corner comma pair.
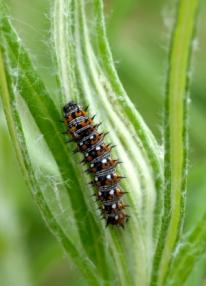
0,0 -> 203,286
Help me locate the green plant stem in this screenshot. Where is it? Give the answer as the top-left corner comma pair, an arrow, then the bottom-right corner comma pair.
152,0 -> 199,285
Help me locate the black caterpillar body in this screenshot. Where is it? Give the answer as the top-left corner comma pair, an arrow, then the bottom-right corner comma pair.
63,101 -> 129,227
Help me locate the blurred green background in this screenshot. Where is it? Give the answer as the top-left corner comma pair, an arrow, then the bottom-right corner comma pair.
0,0 -> 206,285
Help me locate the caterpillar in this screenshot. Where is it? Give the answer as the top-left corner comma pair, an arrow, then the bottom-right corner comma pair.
63,101 -> 129,228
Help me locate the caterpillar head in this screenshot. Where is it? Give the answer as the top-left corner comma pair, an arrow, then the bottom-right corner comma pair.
63,101 -> 80,115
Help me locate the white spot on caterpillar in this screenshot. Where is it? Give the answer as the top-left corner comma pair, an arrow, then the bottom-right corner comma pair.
109,190 -> 114,195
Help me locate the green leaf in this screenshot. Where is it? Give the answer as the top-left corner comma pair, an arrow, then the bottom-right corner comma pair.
166,213 -> 206,286
53,1 -> 165,284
